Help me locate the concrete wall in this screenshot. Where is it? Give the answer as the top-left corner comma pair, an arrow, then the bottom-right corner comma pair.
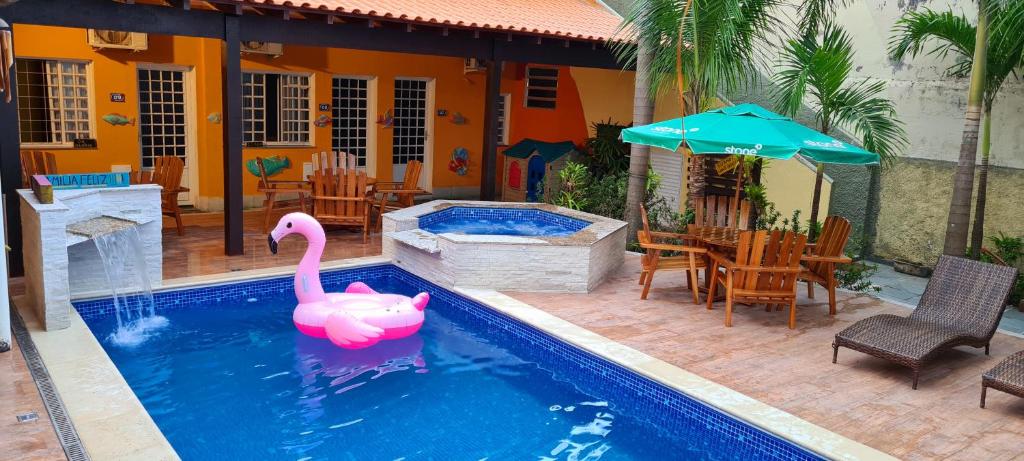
821,1 -> 1024,263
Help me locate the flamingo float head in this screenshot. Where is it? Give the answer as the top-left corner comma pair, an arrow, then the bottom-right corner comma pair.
269,212 -> 326,254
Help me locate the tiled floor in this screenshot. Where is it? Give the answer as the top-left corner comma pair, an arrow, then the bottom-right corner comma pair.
0,335 -> 66,461
870,262 -> 1024,335
506,255 -> 1024,460
159,209 -> 384,279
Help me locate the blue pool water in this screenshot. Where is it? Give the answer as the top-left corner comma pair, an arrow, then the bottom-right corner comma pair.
418,207 -> 590,237
77,266 -> 821,460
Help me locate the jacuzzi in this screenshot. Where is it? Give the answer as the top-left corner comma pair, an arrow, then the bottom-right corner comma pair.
382,201 -> 627,292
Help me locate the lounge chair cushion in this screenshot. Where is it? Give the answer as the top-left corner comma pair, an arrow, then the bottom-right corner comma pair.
836,314 -> 975,363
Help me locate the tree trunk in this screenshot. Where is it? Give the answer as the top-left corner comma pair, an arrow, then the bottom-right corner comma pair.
808,163 -> 825,241
969,106 -> 993,259
943,0 -> 988,256
625,41 -> 654,240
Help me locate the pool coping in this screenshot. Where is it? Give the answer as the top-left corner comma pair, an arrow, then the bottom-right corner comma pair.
29,254 -> 892,460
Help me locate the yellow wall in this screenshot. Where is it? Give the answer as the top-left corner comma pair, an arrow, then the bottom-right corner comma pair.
569,67 -> 635,133
14,24 -> 598,210
761,159 -> 832,222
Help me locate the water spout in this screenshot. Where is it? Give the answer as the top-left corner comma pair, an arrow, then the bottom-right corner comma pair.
93,225 -> 167,346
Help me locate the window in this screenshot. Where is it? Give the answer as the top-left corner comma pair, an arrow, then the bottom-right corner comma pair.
525,66 -> 558,109
242,72 -> 311,145
497,93 -> 510,145
137,68 -> 187,168
392,78 -> 427,165
331,77 -> 370,168
16,59 -> 92,145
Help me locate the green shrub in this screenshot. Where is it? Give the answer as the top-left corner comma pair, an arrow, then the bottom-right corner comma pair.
582,120 -> 631,178
977,233 -> 1024,306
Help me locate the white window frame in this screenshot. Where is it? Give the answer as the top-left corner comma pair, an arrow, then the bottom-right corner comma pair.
241,70 -> 314,147
497,93 -> 511,146
16,57 -> 96,149
330,75 -> 377,175
524,66 -> 559,110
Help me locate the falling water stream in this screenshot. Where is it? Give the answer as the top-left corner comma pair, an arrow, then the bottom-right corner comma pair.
93,225 -> 168,347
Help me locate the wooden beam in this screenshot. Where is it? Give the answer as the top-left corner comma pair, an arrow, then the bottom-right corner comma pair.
0,27 -> 23,276
480,57 -> 502,201
221,14 -> 243,255
0,0 -> 225,39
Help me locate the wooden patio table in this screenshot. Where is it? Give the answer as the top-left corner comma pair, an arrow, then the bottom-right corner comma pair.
683,226 -> 853,301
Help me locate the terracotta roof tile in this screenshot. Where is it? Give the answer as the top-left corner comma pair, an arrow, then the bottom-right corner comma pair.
228,0 -> 624,42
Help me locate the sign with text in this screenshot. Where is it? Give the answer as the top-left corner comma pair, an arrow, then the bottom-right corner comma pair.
319,103 -> 330,111
45,172 -> 131,190
73,138 -> 98,149
714,156 -> 741,176
110,93 -> 126,103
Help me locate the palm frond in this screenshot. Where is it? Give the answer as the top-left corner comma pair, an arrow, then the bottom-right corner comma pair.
831,79 -> 908,166
888,8 -> 976,77
798,0 -> 851,36
772,23 -> 855,126
611,0 -> 783,111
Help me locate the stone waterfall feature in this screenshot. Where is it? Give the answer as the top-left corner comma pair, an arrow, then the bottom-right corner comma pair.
18,185 -> 163,330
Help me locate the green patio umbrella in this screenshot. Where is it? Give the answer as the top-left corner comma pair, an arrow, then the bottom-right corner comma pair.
621,103 -> 880,165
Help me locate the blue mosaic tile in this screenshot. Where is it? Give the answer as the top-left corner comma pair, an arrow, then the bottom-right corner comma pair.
417,206 -> 591,233
73,264 -> 822,460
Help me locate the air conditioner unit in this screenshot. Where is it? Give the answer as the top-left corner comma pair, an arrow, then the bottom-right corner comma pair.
241,41 -> 284,58
87,29 -> 148,51
464,58 -> 485,74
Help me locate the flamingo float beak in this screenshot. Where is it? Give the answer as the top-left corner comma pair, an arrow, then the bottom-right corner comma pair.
267,234 -> 278,254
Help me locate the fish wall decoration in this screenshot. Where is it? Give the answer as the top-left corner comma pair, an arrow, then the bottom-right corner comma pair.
245,155 -> 292,178
314,114 -> 331,128
207,112 -> 222,124
102,113 -> 135,126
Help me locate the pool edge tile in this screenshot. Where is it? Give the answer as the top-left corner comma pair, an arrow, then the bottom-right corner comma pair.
454,287 -> 897,461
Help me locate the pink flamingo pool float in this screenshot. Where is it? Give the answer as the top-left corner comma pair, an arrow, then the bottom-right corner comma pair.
268,213 -> 428,349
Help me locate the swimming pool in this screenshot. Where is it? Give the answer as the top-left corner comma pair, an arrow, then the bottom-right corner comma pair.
75,265 -> 821,460
418,206 -> 590,237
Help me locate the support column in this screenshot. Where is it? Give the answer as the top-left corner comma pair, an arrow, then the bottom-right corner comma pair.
480,58 -> 502,201
0,21 -> 22,277
222,14 -> 243,255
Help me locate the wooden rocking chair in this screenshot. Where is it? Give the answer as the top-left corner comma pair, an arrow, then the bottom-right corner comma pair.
309,164 -> 374,243
136,156 -> 189,236
637,204 -> 707,304
374,160 -> 428,225
706,230 -> 808,328
800,216 -> 853,316
256,156 -> 309,233
694,195 -> 751,230
20,150 -> 57,187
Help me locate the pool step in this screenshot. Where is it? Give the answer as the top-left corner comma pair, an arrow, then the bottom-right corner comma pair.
385,229 -> 441,254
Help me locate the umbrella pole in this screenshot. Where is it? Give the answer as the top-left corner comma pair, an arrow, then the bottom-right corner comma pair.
732,160 -> 743,220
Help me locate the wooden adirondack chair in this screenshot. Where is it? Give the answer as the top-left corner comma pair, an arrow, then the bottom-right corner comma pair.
375,159 -> 427,217
256,156 -> 309,233
150,156 -> 189,236
20,150 -> 57,187
800,216 -> 853,316
309,165 -> 374,243
694,195 -> 751,229
706,230 -> 808,328
637,204 -> 707,304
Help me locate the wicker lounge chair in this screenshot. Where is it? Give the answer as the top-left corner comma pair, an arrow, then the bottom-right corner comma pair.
833,256 -> 1018,389
980,350 -> 1024,408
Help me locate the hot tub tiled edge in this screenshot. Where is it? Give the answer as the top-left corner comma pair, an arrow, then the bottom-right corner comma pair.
382,200 -> 627,293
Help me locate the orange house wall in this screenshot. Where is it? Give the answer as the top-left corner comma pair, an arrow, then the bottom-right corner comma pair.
14,25 -> 594,208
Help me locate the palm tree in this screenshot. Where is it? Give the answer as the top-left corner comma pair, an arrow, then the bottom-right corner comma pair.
613,0 -> 782,227
890,4 -> 1024,258
772,23 -> 908,239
